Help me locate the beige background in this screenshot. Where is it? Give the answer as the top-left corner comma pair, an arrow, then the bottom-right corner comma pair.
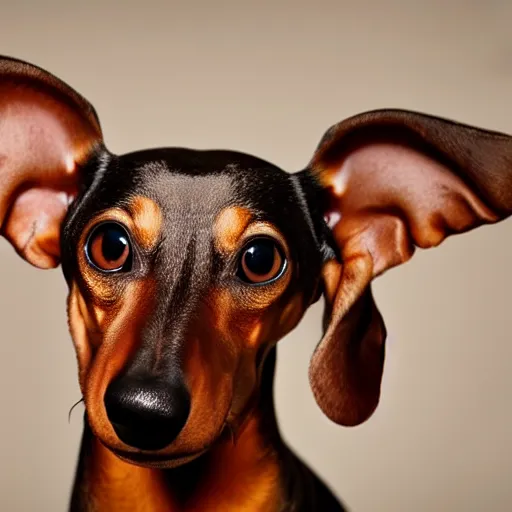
1,1 -> 512,511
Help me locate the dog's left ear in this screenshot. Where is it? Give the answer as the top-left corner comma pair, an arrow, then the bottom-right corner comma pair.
299,109 -> 512,427
0,56 -> 104,269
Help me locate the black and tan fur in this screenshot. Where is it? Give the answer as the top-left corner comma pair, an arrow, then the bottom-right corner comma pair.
1,55 -> 512,511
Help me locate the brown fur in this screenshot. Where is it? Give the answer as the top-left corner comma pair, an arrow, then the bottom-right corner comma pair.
3,55 -> 512,512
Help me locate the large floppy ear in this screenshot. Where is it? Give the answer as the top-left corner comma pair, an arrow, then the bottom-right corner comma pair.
300,109 -> 512,427
0,55 -> 104,268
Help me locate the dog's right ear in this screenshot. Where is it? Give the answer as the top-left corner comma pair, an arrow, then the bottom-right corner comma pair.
0,55 -> 105,269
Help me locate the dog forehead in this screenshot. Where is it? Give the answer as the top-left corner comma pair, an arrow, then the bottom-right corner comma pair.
146,167 -> 234,214
117,148 -> 291,215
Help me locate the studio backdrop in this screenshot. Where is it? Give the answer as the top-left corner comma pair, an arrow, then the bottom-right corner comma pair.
0,1 -> 511,511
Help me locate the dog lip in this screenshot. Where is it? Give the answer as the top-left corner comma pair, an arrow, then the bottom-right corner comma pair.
101,422 -> 230,466
98,436 -> 212,462
109,445 -> 208,467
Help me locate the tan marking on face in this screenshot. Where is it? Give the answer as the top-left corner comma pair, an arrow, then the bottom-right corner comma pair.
213,206 -> 253,254
204,287 -> 239,336
178,335 -> 234,451
67,284 -> 93,392
84,279 -> 157,447
188,283 -> 301,437
127,196 -> 163,251
247,321 -> 263,347
92,304 -> 106,325
172,293 -> 241,454
73,287 -> 108,334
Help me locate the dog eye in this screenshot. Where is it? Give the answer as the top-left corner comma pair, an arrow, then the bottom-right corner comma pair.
238,237 -> 286,284
85,222 -> 132,272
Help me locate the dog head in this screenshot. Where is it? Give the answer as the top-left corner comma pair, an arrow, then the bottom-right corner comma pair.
2,56 -> 511,467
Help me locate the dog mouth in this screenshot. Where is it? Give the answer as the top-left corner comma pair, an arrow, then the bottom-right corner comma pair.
109,445 -> 208,469
101,420 -> 232,469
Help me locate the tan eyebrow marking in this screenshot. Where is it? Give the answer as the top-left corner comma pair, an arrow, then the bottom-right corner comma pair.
127,196 -> 163,251
213,206 -> 253,254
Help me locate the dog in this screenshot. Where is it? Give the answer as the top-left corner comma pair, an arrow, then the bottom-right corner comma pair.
1,55 -> 511,511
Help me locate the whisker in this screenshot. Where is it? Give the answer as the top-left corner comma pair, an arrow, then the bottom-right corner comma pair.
68,398 -> 85,424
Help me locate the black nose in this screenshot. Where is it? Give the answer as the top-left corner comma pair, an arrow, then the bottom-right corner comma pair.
104,376 -> 191,451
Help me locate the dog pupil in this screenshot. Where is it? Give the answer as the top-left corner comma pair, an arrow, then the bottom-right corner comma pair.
245,240 -> 274,275
102,227 -> 127,262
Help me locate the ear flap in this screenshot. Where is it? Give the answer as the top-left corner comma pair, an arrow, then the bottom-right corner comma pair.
302,109 -> 512,426
0,55 -> 104,268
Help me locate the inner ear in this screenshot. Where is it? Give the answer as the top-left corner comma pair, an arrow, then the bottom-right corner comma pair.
4,187 -> 74,268
0,55 -> 105,268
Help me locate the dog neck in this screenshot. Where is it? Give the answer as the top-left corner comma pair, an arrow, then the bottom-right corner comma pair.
70,348 -> 289,512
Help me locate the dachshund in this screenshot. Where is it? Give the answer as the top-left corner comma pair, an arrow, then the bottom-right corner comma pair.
1,55 -> 512,511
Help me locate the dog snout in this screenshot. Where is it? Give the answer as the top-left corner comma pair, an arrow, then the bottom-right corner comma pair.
104,376 -> 191,451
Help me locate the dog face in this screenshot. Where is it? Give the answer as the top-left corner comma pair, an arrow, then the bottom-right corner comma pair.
60,148 -> 324,464
2,55 -> 512,468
